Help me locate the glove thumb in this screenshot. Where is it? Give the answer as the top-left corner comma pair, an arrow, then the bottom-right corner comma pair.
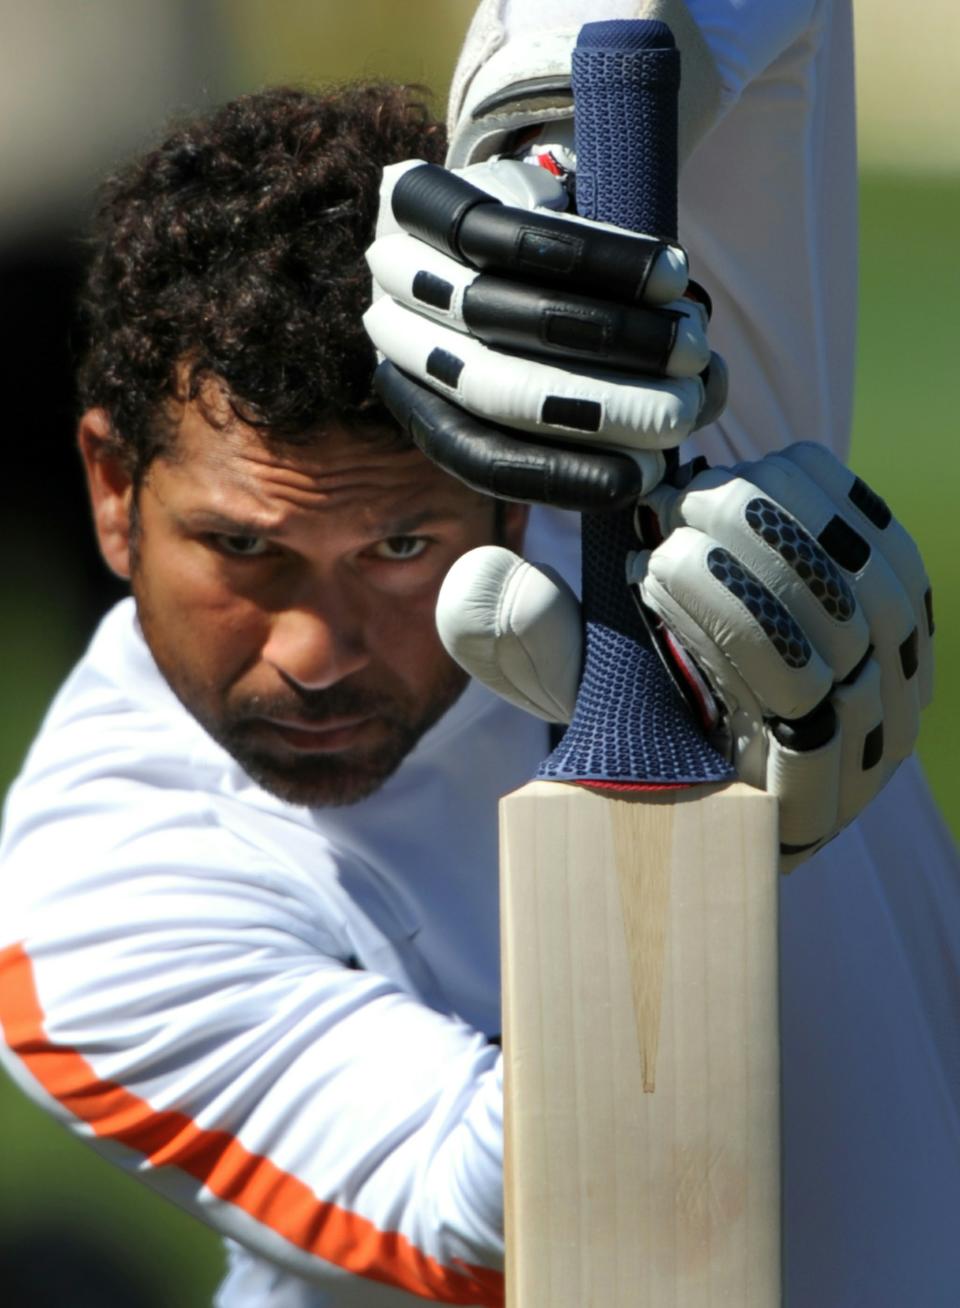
436,546 -> 582,723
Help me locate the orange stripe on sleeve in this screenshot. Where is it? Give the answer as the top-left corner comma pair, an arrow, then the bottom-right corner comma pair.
0,942 -> 504,1307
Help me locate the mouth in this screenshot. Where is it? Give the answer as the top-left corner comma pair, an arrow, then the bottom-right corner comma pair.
256,714 -> 378,753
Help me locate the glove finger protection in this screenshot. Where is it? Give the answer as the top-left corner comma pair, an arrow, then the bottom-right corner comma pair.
637,444 -> 932,864
436,546 -> 581,723
642,466 -> 871,688
366,233 -> 710,378
776,441 -> 934,710
436,445 -> 933,870
707,446 -> 928,759
364,156 -> 726,510
367,299 -> 705,450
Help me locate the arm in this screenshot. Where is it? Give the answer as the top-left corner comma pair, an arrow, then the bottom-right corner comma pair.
448,0 -> 854,464
449,0 -> 819,170
0,805 -> 506,1305
418,1 -> 927,862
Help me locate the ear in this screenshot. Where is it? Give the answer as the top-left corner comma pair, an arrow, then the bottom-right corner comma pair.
501,502 -> 529,554
78,409 -> 135,579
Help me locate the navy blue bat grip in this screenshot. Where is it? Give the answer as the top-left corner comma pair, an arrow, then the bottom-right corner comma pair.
537,19 -> 731,786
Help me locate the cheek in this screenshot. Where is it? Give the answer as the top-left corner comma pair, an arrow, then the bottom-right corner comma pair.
368,589 -> 451,680
135,552 -> 270,685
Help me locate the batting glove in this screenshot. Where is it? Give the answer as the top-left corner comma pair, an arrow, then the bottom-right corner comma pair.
436,443 -> 934,869
364,155 -> 726,511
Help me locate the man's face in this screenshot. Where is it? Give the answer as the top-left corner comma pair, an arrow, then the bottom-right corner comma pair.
81,399 -> 525,806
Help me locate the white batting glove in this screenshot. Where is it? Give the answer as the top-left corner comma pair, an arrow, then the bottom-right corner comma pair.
437,444 -> 934,869
363,155 -> 726,511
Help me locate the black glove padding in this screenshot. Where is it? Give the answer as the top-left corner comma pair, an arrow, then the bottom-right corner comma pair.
364,158 -> 726,511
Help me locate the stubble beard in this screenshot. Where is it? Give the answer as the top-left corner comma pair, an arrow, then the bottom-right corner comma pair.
208,668 -> 468,807
142,621 -> 468,808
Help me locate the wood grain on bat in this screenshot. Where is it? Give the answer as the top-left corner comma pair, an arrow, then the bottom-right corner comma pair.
500,779 -> 781,1307
611,794 -> 672,1092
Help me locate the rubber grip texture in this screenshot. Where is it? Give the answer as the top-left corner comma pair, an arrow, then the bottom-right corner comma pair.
536,19 -> 732,785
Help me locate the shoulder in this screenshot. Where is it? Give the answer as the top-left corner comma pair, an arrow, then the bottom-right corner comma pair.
0,600 -> 354,955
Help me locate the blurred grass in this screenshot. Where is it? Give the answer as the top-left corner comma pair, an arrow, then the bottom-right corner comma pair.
0,1070 -> 225,1303
851,172 -> 959,837
0,172 -> 956,1303
221,0 -> 476,105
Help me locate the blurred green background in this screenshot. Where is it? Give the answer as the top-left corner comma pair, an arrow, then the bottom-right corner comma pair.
0,2 -> 956,1303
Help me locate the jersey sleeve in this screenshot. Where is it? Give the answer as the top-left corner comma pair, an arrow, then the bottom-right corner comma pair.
678,0 -> 817,106
451,0 -> 856,467
499,0 -> 818,106
0,810 -> 506,1307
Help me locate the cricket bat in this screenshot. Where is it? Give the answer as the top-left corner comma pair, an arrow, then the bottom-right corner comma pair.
499,21 -> 782,1307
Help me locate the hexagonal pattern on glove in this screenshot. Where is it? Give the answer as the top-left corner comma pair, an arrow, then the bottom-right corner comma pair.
707,546 -> 812,668
745,497 -> 855,622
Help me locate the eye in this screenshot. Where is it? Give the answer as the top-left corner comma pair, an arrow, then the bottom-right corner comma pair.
212,533 -> 272,558
370,535 -> 429,561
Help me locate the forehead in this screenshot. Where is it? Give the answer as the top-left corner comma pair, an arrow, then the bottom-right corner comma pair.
151,399 -> 485,528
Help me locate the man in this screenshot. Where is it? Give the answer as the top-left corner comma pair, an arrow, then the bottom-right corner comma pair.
0,11 -> 956,1308
0,81 -> 533,1307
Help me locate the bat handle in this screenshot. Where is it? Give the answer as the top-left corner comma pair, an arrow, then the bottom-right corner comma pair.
537,20 -> 731,786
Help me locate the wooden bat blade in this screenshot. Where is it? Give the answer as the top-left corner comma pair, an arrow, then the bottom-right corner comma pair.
500,780 -> 780,1307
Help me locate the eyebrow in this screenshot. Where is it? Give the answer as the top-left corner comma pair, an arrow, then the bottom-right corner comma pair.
183,510 -> 288,536
182,506 -> 466,538
372,509 -> 460,536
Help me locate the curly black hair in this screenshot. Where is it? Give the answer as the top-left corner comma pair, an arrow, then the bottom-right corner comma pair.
77,83 -> 445,479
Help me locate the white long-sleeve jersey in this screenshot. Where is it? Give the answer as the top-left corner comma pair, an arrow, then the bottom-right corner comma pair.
2,2 -> 960,1306
0,600 -> 541,1306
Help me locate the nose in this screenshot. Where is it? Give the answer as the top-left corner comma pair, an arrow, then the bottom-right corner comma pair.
261,597 -> 370,691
